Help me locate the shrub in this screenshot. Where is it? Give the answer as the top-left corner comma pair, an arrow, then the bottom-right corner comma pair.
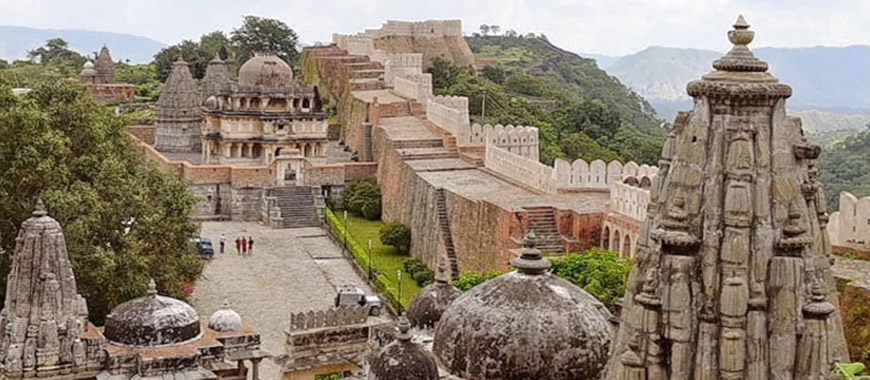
403,258 -> 435,287
452,270 -> 503,292
380,222 -> 411,253
344,177 -> 381,220
550,248 -> 631,311
414,270 -> 435,287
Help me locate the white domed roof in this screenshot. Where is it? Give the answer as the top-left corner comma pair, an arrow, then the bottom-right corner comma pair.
208,300 -> 243,332
238,53 -> 294,88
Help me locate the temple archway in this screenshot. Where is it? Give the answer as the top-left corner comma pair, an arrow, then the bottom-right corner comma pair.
602,226 -> 611,250
623,234 -> 632,259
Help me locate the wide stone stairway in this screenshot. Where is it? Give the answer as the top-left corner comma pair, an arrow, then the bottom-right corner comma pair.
271,186 -> 322,228
524,206 -> 564,254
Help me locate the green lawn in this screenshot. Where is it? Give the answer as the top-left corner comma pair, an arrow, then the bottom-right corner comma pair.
336,213 -> 421,307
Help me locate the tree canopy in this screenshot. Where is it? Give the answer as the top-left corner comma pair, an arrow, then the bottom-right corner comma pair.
153,31 -> 231,82
0,80 -> 202,324
231,16 -> 300,68
0,38 -> 87,88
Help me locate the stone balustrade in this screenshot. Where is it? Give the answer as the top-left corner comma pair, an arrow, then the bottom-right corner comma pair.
484,141 -> 557,194
610,181 -> 651,221
393,73 -> 432,103
288,307 -> 369,330
426,95 -> 469,136
829,191 -> 870,248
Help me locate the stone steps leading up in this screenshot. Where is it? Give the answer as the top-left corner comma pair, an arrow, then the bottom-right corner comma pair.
396,147 -> 460,161
392,139 -> 444,150
524,206 -> 564,254
352,69 -> 384,79
270,186 -> 321,229
436,188 -> 460,280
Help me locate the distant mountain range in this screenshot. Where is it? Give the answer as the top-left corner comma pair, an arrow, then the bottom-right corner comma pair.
584,45 -> 870,129
0,26 -> 165,64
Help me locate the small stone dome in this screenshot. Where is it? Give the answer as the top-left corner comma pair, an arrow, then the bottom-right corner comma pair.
368,317 -> 438,380
238,53 -> 294,88
406,261 -> 461,329
203,95 -> 219,110
433,232 -> 613,380
104,279 -> 201,347
208,300 -> 242,332
79,62 -> 97,77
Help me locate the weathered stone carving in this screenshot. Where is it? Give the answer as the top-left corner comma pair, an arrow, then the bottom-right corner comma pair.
607,16 -> 849,380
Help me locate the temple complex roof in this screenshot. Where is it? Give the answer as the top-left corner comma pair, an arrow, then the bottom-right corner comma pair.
433,232 -> 613,380
406,262 -> 460,329
238,53 -> 295,89
208,300 -> 243,332
103,279 -> 201,347
156,58 -> 201,121
368,317 -> 438,380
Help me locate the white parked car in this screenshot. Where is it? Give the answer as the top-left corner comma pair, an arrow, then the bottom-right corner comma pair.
334,284 -> 382,316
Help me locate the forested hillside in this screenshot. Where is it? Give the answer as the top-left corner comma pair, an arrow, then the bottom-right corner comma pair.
816,126 -> 870,211
434,34 -> 665,165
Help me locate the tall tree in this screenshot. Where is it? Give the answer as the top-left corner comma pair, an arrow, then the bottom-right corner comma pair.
231,16 -> 299,66
479,24 -> 491,36
490,25 -> 501,35
0,80 -> 202,323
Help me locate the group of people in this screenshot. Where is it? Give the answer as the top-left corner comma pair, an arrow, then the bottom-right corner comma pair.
218,234 -> 255,256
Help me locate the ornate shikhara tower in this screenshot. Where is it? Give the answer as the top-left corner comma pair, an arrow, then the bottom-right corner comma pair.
608,16 -> 849,380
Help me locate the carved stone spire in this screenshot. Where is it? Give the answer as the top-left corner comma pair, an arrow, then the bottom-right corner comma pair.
0,199 -> 91,374
607,16 -> 848,380
154,55 -> 202,153
511,231 -> 550,275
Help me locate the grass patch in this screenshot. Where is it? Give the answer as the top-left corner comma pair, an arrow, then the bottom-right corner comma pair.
330,211 -> 420,308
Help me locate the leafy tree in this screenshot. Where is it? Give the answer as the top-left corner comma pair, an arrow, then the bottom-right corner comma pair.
153,31 -> 231,82
380,222 -> 411,253
481,65 -> 506,84
231,16 -> 299,67
550,248 -> 631,310
0,80 -> 202,323
490,25 -> 501,36
27,38 -> 83,64
479,24 -> 491,36
344,177 -> 382,220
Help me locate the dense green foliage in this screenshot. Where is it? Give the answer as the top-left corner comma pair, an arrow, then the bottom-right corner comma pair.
153,31 -> 232,81
452,248 -> 630,311
0,80 -> 202,324
380,222 -> 411,253
153,16 -> 299,82
403,259 -> 435,287
451,270 -> 504,292
114,62 -> 161,99
836,362 -> 870,380
344,177 -> 382,220
0,38 -> 86,87
816,124 -> 870,211
432,34 -> 666,165
549,248 -> 632,310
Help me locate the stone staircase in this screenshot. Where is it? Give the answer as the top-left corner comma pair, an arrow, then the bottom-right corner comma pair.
524,206 -> 564,254
436,188 -> 460,280
270,186 -> 322,228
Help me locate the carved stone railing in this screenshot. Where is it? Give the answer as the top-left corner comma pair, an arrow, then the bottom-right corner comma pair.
288,307 -> 369,331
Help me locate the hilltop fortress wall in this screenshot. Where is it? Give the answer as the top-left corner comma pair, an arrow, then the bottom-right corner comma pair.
829,191 -> 870,253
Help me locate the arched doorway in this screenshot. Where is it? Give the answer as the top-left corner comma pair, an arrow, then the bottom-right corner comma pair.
602,226 -> 611,250
623,234 -> 632,259
304,143 -> 312,157
613,230 -> 622,256
275,147 -> 283,157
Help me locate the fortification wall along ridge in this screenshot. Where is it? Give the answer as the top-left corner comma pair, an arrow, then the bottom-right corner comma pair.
829,191 -> 870,249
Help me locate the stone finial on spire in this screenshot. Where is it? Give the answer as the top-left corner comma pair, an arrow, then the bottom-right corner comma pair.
512,230 -> 551,275
712,15 -> 769,73
33,198 -> 47,217
435,260 -> 449,284
147,278 -> 158,297
396,316 -> 412,341
222,299 -> 231,309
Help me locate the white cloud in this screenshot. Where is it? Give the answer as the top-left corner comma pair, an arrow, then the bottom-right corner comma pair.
0,0 -> 866,55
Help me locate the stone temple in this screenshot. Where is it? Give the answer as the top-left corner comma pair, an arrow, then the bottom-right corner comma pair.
77,46 -> 134,105
607,16 -> 848,380
0,201 -> 269,380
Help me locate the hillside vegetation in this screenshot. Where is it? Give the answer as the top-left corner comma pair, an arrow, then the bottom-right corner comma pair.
432,34 -> 665,166
816,126 -> 870,211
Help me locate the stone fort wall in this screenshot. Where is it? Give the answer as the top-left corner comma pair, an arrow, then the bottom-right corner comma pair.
829,191 -> 870,251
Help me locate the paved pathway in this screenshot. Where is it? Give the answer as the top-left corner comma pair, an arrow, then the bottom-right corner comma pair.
191,221 -> 382,380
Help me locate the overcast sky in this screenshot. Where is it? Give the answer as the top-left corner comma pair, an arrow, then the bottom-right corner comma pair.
1,0 -> 868,56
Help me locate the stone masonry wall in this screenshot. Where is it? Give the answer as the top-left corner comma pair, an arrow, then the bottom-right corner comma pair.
829,191 -> 870,249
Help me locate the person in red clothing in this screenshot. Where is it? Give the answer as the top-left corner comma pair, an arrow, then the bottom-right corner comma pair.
235,237 -> 241,255
242,237 -> 248,256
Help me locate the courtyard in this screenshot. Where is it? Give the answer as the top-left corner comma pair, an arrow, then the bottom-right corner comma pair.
190,221 -> 388,380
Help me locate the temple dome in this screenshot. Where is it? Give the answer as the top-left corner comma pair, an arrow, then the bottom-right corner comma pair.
104,279 -> 201,347
368,317 -> 438,380
238,53 -> 294,88
406,262 -> 461,329
203,95 -> 219,110
208,300 -> 242,332
432,232 -> 613,380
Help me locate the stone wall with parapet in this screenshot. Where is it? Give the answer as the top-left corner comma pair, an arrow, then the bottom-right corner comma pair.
425,95 -> 469,136
609,182 -> 650,222
465,124 -> 539,161
393,73 -> 432,103
829,191 -> 870,249
384,53 -> 423,86
485,141 -> 557,194
554,159 -> 658,190
359,20 -> 463,39
288,307 -> 369,331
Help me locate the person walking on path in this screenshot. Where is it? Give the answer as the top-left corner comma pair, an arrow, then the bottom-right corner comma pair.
235,237 -> 241,255
219,234 -> 226,254
242,237 -> 248,257
248,236 -> 254,255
